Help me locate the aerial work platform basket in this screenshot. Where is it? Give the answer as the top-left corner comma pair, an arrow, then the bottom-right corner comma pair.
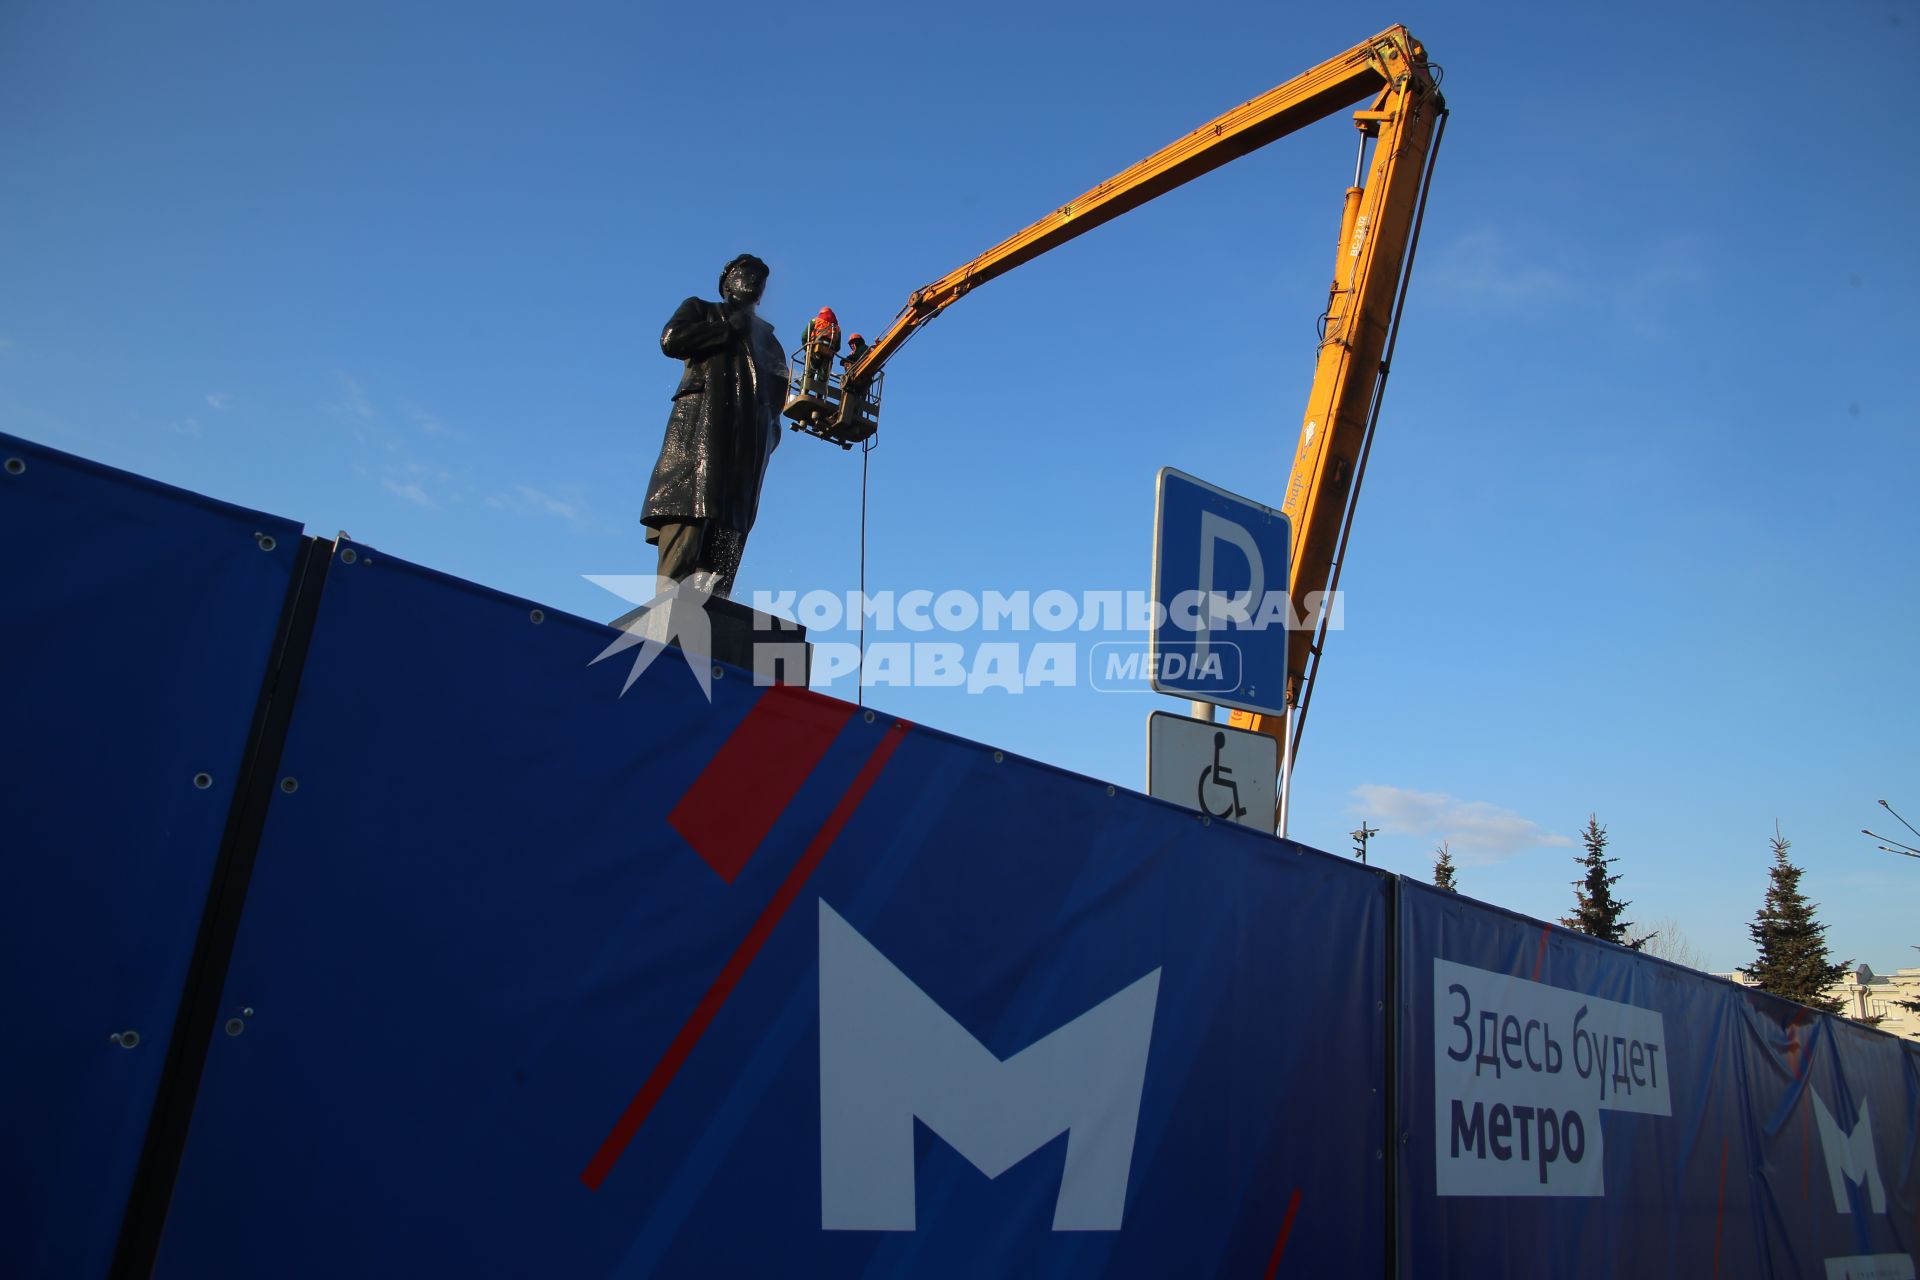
782,347 -> 880,449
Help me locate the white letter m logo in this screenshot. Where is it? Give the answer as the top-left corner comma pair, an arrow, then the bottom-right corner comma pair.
1813,1092 -> 1886,1214
817,900 -> 1161,1232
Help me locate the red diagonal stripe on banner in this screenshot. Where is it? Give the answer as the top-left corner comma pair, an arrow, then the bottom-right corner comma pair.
1532,925 -> 1550,981
581,717 -> 911,1191
669,685 -> 856,883
1262,1187 -> 1304,1278
1801,1088 -> 1811,1199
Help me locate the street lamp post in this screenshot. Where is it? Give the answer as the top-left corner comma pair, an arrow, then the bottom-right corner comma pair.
1351,821 -> 1379,865
1863,799 -> 1920,862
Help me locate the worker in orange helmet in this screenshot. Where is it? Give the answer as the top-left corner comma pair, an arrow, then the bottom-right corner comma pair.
802,306 -> 840,399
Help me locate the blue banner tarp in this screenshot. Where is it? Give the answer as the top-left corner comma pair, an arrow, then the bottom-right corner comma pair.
1397,879 -> 1919,1279
0,433 -> 301,1278
13,433 -> 1914,1279
153,540 -> 1390,1278
1741,992 -> 1920,1276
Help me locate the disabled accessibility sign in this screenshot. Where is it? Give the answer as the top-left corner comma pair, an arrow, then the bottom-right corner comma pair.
1145,711 -> 1279,833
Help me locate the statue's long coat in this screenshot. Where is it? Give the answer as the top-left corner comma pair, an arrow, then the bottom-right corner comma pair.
642,296 -> 787,538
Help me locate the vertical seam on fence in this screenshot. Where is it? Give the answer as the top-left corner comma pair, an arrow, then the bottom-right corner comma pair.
1383,874 -> 1401,1280
109,536 -> 334,1279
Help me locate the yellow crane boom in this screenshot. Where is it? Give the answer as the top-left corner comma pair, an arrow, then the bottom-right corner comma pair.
818,26 -> 1446,812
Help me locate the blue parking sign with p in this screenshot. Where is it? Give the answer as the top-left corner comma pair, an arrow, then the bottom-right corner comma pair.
1150,468 -> 1291,717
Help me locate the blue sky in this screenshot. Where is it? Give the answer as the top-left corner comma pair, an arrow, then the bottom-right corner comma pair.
4,0 -> 1915,973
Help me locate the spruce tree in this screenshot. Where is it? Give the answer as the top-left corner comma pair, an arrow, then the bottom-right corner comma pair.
1433,841 -> 1458,892
1562,815 -> 1648,948
1745,824 -> 1846,1013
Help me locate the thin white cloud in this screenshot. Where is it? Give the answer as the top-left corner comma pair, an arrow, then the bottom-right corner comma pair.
383,479 -> 433,508
1604,235 -> 1710,338
511,484 -> 578,521
412,408 -> 447,434
481,483 -> 609,534
1425,228 -> 1570,306
333,374 -> 374,421
1350,784 -> 1572,863
522,486 -> 576,520
205,392 -> 232,410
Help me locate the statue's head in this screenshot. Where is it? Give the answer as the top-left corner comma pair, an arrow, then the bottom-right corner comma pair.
719,254 -> 770,306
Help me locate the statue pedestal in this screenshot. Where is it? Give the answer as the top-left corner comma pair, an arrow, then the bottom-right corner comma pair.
609,594 -> 810,686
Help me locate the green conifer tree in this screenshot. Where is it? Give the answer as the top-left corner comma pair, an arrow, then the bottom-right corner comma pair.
1745,824 -> 1846,1013
1561,815 -> 1648,948
1432,841 -> 1458,892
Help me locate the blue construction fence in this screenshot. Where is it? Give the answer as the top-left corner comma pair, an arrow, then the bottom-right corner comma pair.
2,429 -> 1914,1279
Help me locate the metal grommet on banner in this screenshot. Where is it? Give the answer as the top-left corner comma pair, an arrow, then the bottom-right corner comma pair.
1201,815 -> 1211,827
340,547 -> 357,564
279,777 -> 298,794
193,773 -> 213,790
1106,784 -> 1115,796
255,532 -> 276,551
224,1018 -> 245,1037
863,709 -> 875,724
4,457 -> 23,475
712,664 -> 724,680
529,609 -> 544,625
110,1030 -> 140,1048
992,751 -> 1004,764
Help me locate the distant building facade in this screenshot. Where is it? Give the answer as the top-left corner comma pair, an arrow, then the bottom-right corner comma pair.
1715,964 -> 1920,1041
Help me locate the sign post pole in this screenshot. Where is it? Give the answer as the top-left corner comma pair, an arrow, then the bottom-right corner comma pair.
1277,703 -> 1296,839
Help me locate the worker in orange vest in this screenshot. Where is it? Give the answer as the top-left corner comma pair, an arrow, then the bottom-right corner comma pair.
802,307 -> 840,399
